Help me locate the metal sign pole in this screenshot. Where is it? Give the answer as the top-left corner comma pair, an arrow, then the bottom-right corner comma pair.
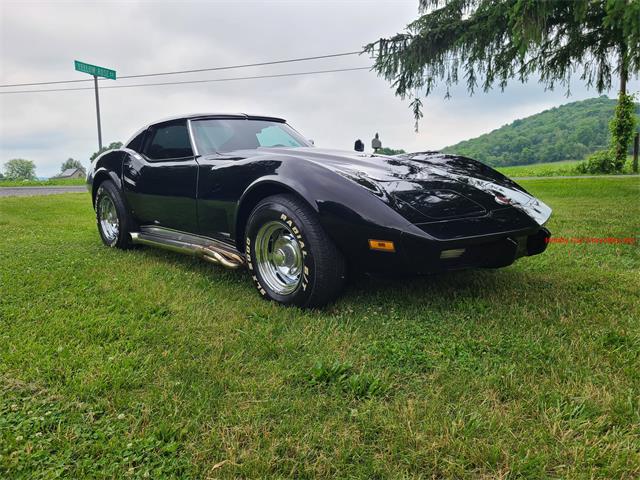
74,61 -> 115,150
93,75 -> 103,150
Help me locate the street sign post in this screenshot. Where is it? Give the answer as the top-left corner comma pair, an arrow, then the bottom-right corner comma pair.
74,61 -> 116,80
74,61 -> 116,150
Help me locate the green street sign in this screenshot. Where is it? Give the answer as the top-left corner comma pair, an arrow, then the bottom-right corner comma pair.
74,60 -> 116,80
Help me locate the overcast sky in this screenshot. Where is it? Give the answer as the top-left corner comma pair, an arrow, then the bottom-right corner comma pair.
1,0 -> 637,178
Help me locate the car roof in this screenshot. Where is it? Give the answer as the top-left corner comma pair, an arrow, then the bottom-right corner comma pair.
149,113 -> 286,126
124,113 -> 288,148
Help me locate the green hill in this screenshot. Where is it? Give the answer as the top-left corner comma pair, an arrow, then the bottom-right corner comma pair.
442,96 -> 640,167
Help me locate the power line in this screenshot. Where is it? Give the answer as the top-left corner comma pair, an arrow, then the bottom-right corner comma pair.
0,51 -> 364,88
0,67 -> 371,95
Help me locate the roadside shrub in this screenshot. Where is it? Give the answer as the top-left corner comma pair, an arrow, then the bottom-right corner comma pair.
575,149 -> 617,174
610,93 -> 637,170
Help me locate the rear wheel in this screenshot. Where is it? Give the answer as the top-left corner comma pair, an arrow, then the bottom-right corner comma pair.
246,194 -> 346,308
95,180 -> 134,249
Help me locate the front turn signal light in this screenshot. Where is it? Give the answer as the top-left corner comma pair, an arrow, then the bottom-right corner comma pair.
368,239 -> 395,252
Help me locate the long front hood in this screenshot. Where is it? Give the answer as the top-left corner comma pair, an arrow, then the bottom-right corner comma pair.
220,147 -> 552,226
291,147 -> 550,226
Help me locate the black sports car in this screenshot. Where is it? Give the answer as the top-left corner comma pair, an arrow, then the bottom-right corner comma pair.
87,113 -> 551,307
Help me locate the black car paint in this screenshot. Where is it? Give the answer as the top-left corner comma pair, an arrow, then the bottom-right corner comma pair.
123,152 -> 199,232
88,114 -> 551,274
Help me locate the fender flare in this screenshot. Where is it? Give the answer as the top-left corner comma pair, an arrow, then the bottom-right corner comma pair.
233,177 -> 319,251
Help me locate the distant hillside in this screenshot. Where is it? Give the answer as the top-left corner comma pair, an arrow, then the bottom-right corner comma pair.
442,96 -> 640,167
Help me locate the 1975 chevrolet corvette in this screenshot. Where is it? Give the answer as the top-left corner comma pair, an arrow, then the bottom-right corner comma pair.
87,113 -> 552,307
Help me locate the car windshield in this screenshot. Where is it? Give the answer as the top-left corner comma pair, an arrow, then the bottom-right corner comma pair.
191,118 -> 309,155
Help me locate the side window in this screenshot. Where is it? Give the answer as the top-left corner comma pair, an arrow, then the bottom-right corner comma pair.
143,122 -> 193,160
126,130 -> 146,152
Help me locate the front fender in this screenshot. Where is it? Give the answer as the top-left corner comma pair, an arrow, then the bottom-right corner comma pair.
239,176 -> 320,214
235,158 -> 428,265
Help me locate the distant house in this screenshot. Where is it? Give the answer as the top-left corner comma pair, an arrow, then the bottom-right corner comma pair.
55,168 -> 85,179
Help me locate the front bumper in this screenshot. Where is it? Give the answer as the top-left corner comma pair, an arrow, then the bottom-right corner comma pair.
356,227 -> 551,275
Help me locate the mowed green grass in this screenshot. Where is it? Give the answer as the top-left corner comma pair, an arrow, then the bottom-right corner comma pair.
496,156 -> 637,177
0,178 -> 86,187
497,160 -> 583,177
1,178 -> 639,479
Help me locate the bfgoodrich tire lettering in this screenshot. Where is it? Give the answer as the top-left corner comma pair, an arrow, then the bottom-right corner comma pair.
246,194 -> 346,307
94,180 -> 134,249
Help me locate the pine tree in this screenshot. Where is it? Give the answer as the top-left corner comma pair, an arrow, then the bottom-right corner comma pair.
365,0 -> 640,169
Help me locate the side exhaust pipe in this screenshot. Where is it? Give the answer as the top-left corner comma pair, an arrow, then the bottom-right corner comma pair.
130,230 -> 245,269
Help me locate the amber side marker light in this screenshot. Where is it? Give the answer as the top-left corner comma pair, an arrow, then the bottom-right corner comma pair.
368,239 -> 396,252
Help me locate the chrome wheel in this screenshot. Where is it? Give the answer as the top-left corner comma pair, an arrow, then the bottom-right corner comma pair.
97,192 -> 119,243
255,221 -> 303,295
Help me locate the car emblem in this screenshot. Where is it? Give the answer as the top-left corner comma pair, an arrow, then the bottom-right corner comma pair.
494,193 -> 511,205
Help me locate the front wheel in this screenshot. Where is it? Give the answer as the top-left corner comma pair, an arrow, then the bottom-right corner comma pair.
245,194 -> 346,308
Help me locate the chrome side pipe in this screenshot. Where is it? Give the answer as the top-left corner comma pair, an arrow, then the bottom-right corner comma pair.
130,230 -> 245,270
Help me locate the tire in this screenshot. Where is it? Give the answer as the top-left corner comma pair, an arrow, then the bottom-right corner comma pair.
94,180 -> 134,249
245,194 -> 346,308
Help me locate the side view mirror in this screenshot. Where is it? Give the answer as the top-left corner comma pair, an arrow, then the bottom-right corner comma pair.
354,139 -> 364,152
308,139 -> 315,146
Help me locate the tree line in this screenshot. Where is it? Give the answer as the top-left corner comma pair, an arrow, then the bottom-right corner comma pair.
1,142 -> 122,181
441,97 -> 640,167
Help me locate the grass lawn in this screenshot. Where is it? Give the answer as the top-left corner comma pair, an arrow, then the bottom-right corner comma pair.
496,156 -> 637,178
1,178 -> 639,478
0,178 -> 86,187
496,160 -> 583,177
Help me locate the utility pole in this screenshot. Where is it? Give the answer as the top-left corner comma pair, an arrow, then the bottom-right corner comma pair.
74,61 -> 116,151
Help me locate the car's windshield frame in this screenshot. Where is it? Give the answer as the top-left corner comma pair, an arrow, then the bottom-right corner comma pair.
189,118 -> 311,156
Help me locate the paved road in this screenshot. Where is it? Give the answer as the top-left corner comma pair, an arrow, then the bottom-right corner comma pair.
0,186 -> 87,197
513,174 -> 639,180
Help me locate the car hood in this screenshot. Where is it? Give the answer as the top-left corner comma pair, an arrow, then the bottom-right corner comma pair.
218,147 -> 552,226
